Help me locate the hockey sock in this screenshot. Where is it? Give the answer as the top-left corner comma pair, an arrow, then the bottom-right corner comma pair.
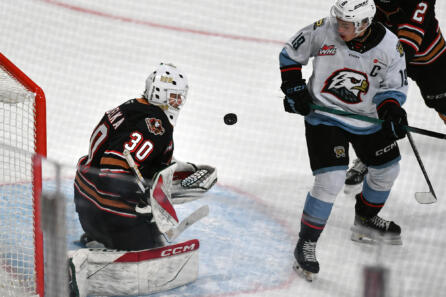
299,216 -> 324,242
355,192 -> 383,219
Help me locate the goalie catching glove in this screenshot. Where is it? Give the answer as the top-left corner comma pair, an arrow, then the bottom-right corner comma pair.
171,159 -> 217,203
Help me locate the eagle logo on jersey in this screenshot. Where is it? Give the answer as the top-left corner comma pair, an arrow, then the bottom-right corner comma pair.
322,68 -> 369,104
145,118 -> 165,135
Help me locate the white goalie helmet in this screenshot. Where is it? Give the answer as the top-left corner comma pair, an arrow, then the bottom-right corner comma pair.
330,0 -> 376,34
144,63 -> 189,126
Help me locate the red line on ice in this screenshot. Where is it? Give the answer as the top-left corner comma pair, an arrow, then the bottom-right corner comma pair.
39,0 -> 284,45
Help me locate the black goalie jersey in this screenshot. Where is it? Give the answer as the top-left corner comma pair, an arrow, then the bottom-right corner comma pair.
74,98 -> 174,217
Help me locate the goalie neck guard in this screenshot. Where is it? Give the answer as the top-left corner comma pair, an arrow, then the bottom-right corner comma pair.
144,63 -> 189,126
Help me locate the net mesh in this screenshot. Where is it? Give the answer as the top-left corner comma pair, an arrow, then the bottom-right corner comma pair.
0,66 -> 38,295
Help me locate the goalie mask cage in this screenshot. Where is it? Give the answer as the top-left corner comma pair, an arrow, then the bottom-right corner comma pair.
0,53 -> 46,297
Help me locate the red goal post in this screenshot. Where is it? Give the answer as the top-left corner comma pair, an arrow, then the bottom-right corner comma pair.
0,52 -> 47,297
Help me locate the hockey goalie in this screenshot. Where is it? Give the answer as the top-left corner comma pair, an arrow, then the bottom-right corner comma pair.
70,63 -> 217,296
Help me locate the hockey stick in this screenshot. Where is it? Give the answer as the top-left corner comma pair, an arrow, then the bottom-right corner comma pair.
309,104 -> 438,204
123,149 -> 152,214
165,205 -> 209,241
407,132 -> 437,204
123,150 -> 209,240
310,104 -> 446,140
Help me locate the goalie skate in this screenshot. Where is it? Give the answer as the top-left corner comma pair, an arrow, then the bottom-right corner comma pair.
351,215 -> 402,245
293,239 -> 319,282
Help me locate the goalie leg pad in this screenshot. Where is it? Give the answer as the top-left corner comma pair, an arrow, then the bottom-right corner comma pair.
68,239 -> 200,297
150,163 -> 179,233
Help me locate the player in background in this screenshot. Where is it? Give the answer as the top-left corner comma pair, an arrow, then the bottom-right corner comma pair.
73,63 -> 216,251
346,0 -> 446,186
279,0 -> 407,281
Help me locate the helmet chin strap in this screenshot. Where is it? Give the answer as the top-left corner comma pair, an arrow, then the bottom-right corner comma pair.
354,25 -> 372,41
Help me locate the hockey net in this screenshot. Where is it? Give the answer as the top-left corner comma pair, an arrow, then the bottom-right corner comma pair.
0,53 -> 46,297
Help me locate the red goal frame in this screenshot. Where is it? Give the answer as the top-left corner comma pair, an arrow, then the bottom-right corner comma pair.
0,52 -> 47,297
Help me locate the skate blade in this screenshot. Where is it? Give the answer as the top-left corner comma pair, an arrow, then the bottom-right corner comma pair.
351,227 -> 402,245
293,262 -> 316,282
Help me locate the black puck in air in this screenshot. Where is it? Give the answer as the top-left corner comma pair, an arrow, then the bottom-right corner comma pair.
224,113 -> 237,125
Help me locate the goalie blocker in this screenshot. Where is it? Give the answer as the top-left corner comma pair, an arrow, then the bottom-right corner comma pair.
69,239 -> 200,297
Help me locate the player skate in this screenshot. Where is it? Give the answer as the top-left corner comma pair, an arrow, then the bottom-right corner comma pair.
345,158 -> 368,186
351,214 -> 402,245
352,193 -> 402,244
351,193 -> 402,245
293,238 -> 319,282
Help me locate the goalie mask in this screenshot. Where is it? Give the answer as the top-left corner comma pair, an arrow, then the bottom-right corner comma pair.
330,0 -> 376,34
144,63 -> 189,126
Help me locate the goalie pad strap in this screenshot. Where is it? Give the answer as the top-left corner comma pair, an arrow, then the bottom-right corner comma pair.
69,239 -> 199,297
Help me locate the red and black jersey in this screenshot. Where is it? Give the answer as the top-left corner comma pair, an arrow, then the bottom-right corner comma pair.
375,0 -> 445,65
74,98 -> 174,217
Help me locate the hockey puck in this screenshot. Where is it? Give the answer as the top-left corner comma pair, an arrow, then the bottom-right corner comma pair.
224,113 -> 237,125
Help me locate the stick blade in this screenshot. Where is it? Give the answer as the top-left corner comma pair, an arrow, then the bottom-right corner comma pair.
415,192 -> 437,204
165,205 -> 209,241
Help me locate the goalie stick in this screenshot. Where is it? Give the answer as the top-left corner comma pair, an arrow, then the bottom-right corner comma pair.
165,205 -> 209,241
123,150 -> 209,241
123,149 -> 152,214
310,104 -> 438,204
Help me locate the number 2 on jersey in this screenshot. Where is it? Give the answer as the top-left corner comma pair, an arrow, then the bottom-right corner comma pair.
412,2 -> 428,23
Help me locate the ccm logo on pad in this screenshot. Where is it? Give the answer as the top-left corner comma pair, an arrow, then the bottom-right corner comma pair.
115,239 -> 199,262
161,243 -> 198,256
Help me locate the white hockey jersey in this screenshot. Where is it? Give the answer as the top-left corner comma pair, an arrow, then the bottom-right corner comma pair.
280,17 -> 408,134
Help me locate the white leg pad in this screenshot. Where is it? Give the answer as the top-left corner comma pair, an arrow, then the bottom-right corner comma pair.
69,239 -> 200,297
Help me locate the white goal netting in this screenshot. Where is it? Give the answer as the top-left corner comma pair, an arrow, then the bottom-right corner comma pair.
0,64 -> 41,295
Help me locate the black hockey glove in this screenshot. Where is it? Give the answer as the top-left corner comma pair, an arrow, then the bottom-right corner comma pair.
424,94 -> 446,114
377,99 -> 408,140
281,80 -> 312,115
